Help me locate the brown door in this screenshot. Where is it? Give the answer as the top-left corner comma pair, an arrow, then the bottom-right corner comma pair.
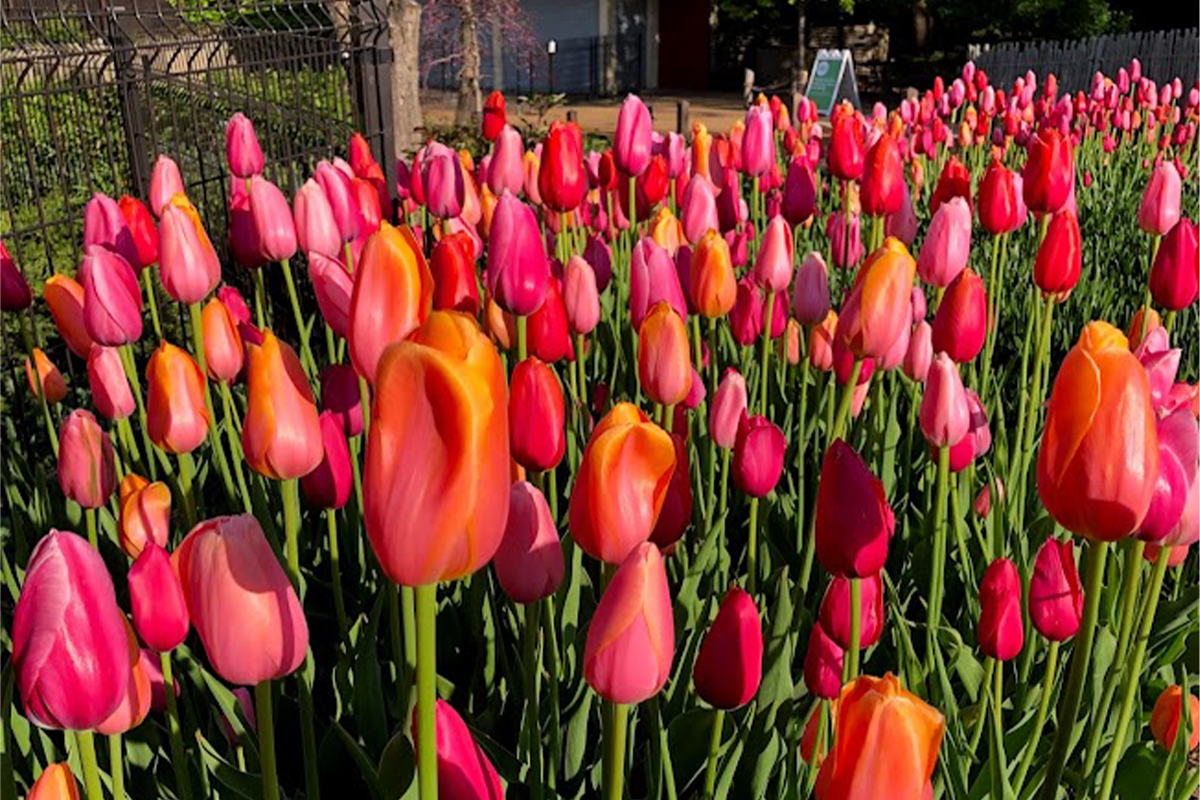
657,0 -> 709,91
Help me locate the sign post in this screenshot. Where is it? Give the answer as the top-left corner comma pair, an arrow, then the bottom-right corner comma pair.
804,49 -> 861,116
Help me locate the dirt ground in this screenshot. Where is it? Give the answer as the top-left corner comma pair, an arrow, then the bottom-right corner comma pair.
420,90 -> 759,139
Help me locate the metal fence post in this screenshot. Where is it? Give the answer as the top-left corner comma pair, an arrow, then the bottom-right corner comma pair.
352,0 -> 397,206
106,0 -> 150,196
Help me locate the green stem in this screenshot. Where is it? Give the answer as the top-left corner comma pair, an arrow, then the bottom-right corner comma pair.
605,702 -> 630,800
220,382 -> 253,514
119,344 -> 160,480
76,731 -> 103,800
328,510 -> 348,639
252,269 -> 268,330
108,734 -> 124,800
846,576 -> 862,680
970,658 -> 996,754
1036,540 -> 1111,800
841,180 -> 850,269
830,359 -> 862,443
141,269 -> 163,340
281,478 -> 301,589
1096,547 -> 1174,800
524,602 -> 543,800
255,681 -> 279,800
161,651 -> 192,800
927,446 -> 950,672
1140,235 -> 1161,343
980,233 -> 1003,403
1013,640 -> 1059,795
177,452 -> 197,530
280,257 -> 318,377
543,597 -> 562,791
297,662 -> 321,800
655,695 -> 677,800
416,583 -> 439,800
86,508 -> 98,550
747,496 -> 760,596
758,291 -> 775,416
403,586 -> 418,672
517,315 -> 528,363
704,709 -> 725,800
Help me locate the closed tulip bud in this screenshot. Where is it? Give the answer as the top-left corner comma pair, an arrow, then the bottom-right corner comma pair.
930,156 -> 972,215
147,154 -> 185,218
429,231 -> 480,316
486,192 -> 550,317
885,182 -> 919,245
1138,161 -> 1183,236
681,174 -> 719,245
920,353 -> 970,447
1022,128 -> 1074,215
942,389 -> 990,472
540,121 -> 587,213
829,108 -> 866,181
815,674 -> 945,800
861,133 -> 905,216
14,530 -> 130,730
527,275 -> 574,364
836,238 -> 917,360
421,144 -> 465,219
28,762 -> 80,800
146,341 -> 210,454
201,296 -> 245,383
729,277 -> 765,346
410,699 -> 505,800
79,246 -> 143,346
917,196 -> 971,287
494,481 -> 564,603
523,150 -> 543,205
1151,686 -> 1200,752
225,112 -> 264,178
298,410 -> 353,510
293,179 -> 342,259
827,210 -> 864,269
353,177 -> 382,234
1149,218 -> 1199,310
689,230 -> 736,318
1033,210 -> 1082,296
174,515 -> 308,684
931,267 -> 987,363
1,242 -> 33,311
793,251 -> 831,326
58,410 -> 117,509
25,349 -> 66,405
978,160 -> 1021,235
630,237 -> 688,330
242,330 -> 323,480
816,440 -> 894,577
693,586 -> 763,709
128,542 -> 190,652
303,251 -> 352,339
88,346 -> 134,420
732,415 -> 786,498
1138,408 -> 1199,543
83,192 -> 141,268
803,622 -> 845,699
743,104 -> 776,177
650,433 -> 693,548
348,223 -> 433,382
808,311 -> 837,372
158,198 -> 221,304
650,206 -> 685,255
481,90 -> 507,141
319,364 -> 364,437
563,255 -> 601,335
118,475 -> 170,558
365,312 -> 509,585
782,156 -> 818,227
244,176 -> 297,263
314,160 -> 362,242
118,196 -> 159,269
1039,322 -> 1159,541
638,302 -> 692,407
44,274 -> 94,358
821,572 -> 885,652
228,185 -> 266,270
754,215 -> 794,292
978,558 -> 1024,660
510,356 -> 566,472
614,94 -> 653,176
1029,538 -> 1083,641
487,124 -> 524,197
570,403 -> 676,564
584,542 -> 674,703
710,368 -> 748,450
903,321 -> 933,382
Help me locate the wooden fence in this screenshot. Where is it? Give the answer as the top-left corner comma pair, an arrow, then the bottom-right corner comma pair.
968,28 -> 1198,93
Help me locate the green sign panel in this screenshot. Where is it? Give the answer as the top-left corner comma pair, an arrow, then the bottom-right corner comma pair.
805,49 -> 860,116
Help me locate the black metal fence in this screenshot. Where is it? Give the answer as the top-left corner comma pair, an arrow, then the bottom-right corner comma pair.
1,0 -> 394,280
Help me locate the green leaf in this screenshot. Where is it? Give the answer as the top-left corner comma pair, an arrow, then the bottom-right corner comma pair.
196,734 -> 263,800
330,721 -> 388,800
377,730 -> 415,800
354,592 -> 389,758
564,684 -> 594,781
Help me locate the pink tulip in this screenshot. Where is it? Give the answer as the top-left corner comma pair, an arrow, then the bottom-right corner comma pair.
885,183 -> 918,245
83,192 -> 141,268
693,586 -> 763,709
493,481 -> 564,604
826,210 -> 863,269
614,94 -> 653,177
920,353 -> 970,448
742,105 -> 775,177
128,543 -> 190,652
754,215 -> 794,292
584,542 -> 674,704
486,192 -> 550,316
410,700 -> 504,800
563,255 -> 600,335
945,389 -> 991,472
149,155 -> 185,217
1135,327 -> 1183,412
803,622 -> 844,699
88,346 -> 135,421
308,252 -> 354,338
1138,161 -> 1182,236
58,409 -> 117,509
1139,409 -> 1199,544
320,364 -> 364,437
488,125 -> 524,197
793,251 -> 830,327
421,143 -> 465,219
314,160 -> 363,243
903,321 -> 933,382
876,312 -> 912,371
173,515 -> 309,685
681,174 -> 719,245
732,415 -> 786,498
293,179 -> 342,259
710,368 -> 748,450
629,237 -> 688,330
80,245 -> 143,346
158,202 -> 221,304
917,196 -> 971,287
13,530 -> 130,730
301,411 -> 354,510
1029,538 -> 1083,641
247,176 -> 297,262
225,113 -> 265,178
820,572 -> 885,649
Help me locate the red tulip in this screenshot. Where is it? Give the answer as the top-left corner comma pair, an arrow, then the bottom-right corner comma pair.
978,558 -> 1024,660
128,542 -> 190,652
978,160 -> 1020,235
1033,210 -> 1082,296
861,134 -> 905,216
493,480 -> 564,604
509,356 -> 566,472
803,622 -> 845,700
540,121 -> 587,213
58,409 -> 117,509
1149,218 -> 1198,311
815,440 -> 894,577
828,107 -> 866,182
930,267 -> 987,363
320,364 -> 364,437
118,196 -> 159,269
782,156 -> 818,227
482,90 -> 507,142
693,586 -> 763,709
1,241 -> 33,311
820,572 -> 884,650
650,432 -> 693,549
527,275 -> 574,364
228,181 -> 267,270
1029,538 -> 1083,641
301,411 -> 354,510
428,231 -> 479,315
930,156 -> 971,215
1023,128 -> 1074,215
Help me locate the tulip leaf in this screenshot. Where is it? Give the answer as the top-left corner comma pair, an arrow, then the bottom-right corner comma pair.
667,708 -> 719,793
564,683 -> 594,782
758,567 -> 795,720
1090,624 -> 1118,708
749,727 -> 782,799
196,734 -> 263,800
354,591 -> 389,759
330,720 -> 388,800
714,734 -> 744,800
1112,742 -> 1162,800
376,729 -> 415,800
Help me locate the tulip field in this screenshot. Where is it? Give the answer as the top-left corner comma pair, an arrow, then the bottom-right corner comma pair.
4,55 -> 1200,800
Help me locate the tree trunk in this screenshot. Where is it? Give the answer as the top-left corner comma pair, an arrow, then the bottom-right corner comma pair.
327,0 -> 352,48
491,15 -> 504,93
794,0 -> 807,96
388,0 -> 423,155
454,0 -> 482,129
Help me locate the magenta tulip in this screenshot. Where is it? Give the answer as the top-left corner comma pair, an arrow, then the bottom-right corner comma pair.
917,196 -> 971,287
225,113 -> 265,178
410,700 -> 504,800
820,572 -> 885,650
488,125 -> 524,197
614,94 -> 653,177
493,481 -> 564,604
742,105 -> 775,177
83,192 -> 141,268
629,237 -> 688,330
1029,538 -> 1083,641
88,346 -> 135,421
320,364 -> 364,437
486,192 -> 550,316
128,542 -> 190,652
903,321 -> 933,382
693,586 -> 763,709
421,143 -> 465,219
308,252 -> 354,338
793,251 -> 831,327
301,411 -> 354,510
732,414 -> 786,498
314,160 -> 362,243
815,440 -> 894,578
978,558 -> 1024,660
803,622 -> 845,699
80,245 -> 143,346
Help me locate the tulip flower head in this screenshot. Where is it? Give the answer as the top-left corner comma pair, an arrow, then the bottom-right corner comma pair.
978,558 -> 1024,660
820,572 -> 885,650
411,699 -> 505,800
119,474 -> 171,558
509,356 -> 567,472
1029,538 -> 1083,641
1151,686 -> 1200,752
57,409 -> 117,509
301,411 -> 354,510
804,622 -> 845,700
920,353 -> 970,448
128,542 -> 190,652
486,191 -> 551,317
638,302 -> 692,407
732,414 -> 786,498
693,586 -> 763,709
493,481 -> 564,604
88,345 -> 135,420
815,440 -> 894,578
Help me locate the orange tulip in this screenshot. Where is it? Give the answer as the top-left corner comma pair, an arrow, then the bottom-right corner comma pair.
1151,685 -> 1200,752
835,237 -> 916,360
364,311 -> 510,586
118,474 -> 171,557
650,206 -> 685,256
691,123 -> 712,184
25,348 -> 67,404
201,297 -> 244,383
242,330 -> 323,481
485,297 -> 517,351
638,302 -> 692,407
146,341 -> 209,454
569,402 -> 676,565
95,621 -> 151,735
689,230 -> 737,318
348,222 -> 434,383
815,673 -> 945,800
44,274 -> 94,358
27,763 -> 80,800
1037,322 -> 1159,541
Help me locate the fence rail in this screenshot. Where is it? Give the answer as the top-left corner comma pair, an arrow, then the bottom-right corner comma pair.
969,28 -> 1199,94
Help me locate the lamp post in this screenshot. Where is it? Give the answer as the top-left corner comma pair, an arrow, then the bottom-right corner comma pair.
548,39 -> 557,93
